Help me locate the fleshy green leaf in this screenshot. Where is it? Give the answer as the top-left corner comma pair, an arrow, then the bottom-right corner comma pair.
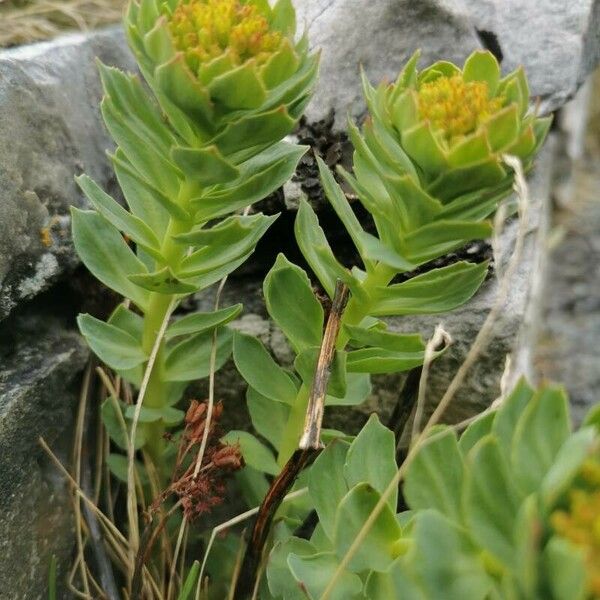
71,208 -> 150,310
462,50 -> 501,94
264,254 -> 324,353
309,440 -> 351,540
77,313 -> 147,370
511,386 -> 571,495
222,430 -> 279,476
233,332 -> 297,404
344,414 -> 398,510
464,436 -> 523,567
371,261 -> 488,317
124,405 -> 185,426
543,537 -> 587,600
101,398 -> 147,450
404,427 -> 464,522
129,266 -> 199,294
209,61 -> 267,110
267,538 -> 317,600
163,328 -> 232,382
170,145 -> 239,186
287,552 -> 362,600
166,305 -> 242,339
247,386 -> 290,450
334,483 -> 403,572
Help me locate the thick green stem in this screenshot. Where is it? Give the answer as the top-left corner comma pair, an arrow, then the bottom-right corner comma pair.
140,214 -> 192,468
336,263 -> 396,348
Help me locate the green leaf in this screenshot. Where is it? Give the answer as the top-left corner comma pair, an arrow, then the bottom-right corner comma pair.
209,61 -> 267,109
71,208 -> 150,310
210,106 -> 296,158
309,439 -> 351,540
271,0 -> 296,35
325,372 -> 371,407
128,266 -> 199,294
402,121 -> 447,174
233,332 -> 297,404
193,142 -> 307,221
267,538 -> 317,600
463,50 -> 501,95
295,199 -> 363,300
261,38 -> 299,88
317,158 -> 374,270
346,345 -> 427,374
365,558 -> 425,600
163,328 -> 232,382
458,410 -> 495,455
106,453 -> 147,485
464,436 -> 523,567
344,414 -> 398,510
402,220 -> 493,264
101,398 -> 147,450
170,145 -> 239,186
247,386 -> 290,450
511,386 -> 570,495
287,552 -> 362,600
166,305 -> 242,339
371,261 -> 488,317
178,215 -> 276,277
76,175 -> 161,258
492,377 -> 535,456
222,430 -> 280,476
177,561 -> 200,600
77,313 -> 147,370
543,537 -> 587,600
112,148 -> 189,224
410,510 -> 493,600
404,427 -> 464,522
264,254 -> 324,353
123,405 -> 184,426
334,483 -> 403,572
101,98 -> 181,199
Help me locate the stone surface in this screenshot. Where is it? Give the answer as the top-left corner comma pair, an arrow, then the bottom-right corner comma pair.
0,306 -> 89,598
297,0 -> 600,126
534,72 -> 600,423
0,27 -> 134,321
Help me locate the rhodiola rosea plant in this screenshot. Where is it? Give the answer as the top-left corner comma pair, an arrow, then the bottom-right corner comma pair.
63,0 -> 556,594
230,48 -> 550,486
72,0 -> 318,472
267,381 -> 600,600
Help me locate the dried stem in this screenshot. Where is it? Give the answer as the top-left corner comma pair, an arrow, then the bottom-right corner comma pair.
233,281 -> 349,598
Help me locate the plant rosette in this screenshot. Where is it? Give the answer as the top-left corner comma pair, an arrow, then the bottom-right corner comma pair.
266,381 -> 600,600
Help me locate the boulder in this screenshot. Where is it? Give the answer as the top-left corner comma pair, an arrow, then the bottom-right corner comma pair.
0,306 -> 89,598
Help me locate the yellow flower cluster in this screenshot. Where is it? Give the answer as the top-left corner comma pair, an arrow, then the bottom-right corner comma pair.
168,0 -> 283,72
551,459 -> 600,597
417,75 -> 504,144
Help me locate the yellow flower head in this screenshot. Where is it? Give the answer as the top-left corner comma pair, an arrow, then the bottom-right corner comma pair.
168,0 -> 284,73
417,75 -> 504,144
551,459 -> 600,596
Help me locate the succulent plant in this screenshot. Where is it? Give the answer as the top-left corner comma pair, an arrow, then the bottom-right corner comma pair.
72,0 -> 317,468
124,0 -> 317,164
266,381 -> 600,600
355,49 -> 551,203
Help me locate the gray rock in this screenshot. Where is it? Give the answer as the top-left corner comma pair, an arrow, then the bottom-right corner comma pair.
297,0 -> 600,127
0,309 -> 89,598
534,75 -> 600,423
0,27 -> 134,321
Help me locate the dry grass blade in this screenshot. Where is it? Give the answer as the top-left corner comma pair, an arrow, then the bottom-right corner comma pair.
0,0 -> 124,48
319,155 -> 531,599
